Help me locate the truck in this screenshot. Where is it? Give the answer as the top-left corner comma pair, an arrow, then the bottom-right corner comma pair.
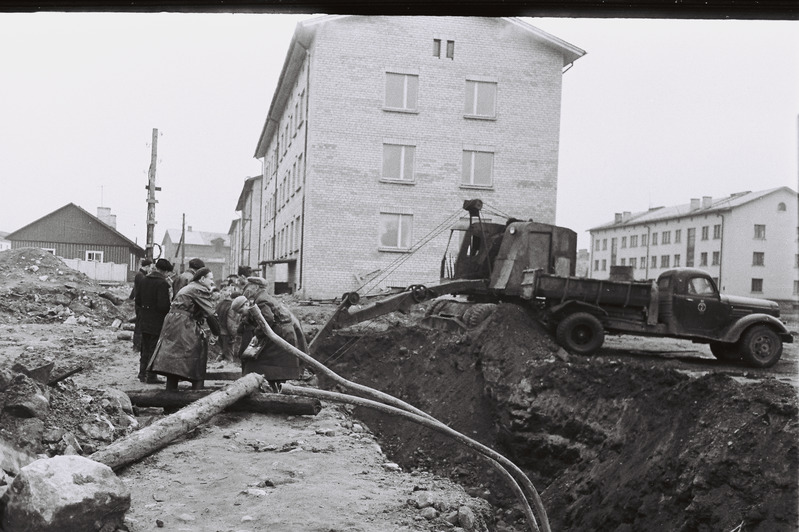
308,200 -> 792,368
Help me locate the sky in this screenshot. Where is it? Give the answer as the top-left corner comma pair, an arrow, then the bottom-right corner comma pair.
0,13 -> 797,251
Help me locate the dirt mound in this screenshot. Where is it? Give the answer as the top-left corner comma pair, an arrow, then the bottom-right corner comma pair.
0,248 -> 129,325
313,303 -> 799,531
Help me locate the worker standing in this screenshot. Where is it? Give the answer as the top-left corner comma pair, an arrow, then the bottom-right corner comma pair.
172,258 -> 205,300
148,267 -> 220,391
129,258 -> 153,351
237,277 -> 305,393
135,258 -> 172,383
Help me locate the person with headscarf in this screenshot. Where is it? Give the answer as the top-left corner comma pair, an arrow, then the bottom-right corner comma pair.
236,276 -> 306,392
135,258 -> 172,383
147,267 -> 220,391
172,257 -> 205,300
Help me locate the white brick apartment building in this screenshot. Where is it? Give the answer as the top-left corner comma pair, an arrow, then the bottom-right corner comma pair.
588,187 -> 798,307
252,16 -> 584,299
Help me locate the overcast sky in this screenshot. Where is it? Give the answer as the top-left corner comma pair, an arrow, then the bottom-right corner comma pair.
0,14 -> 796,251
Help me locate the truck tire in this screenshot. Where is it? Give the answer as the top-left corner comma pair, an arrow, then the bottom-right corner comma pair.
462,303 -> 497,329
556,312 -> 605,355
709,341 -> 741,362
740,325 -> 783,368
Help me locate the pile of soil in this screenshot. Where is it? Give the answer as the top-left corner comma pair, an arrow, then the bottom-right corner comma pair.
312,303 -> 799,531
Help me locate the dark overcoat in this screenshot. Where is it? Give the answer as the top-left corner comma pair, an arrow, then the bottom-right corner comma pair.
241,290 -> 302,381
135,271 -> 171,336
148,282 -> 219,381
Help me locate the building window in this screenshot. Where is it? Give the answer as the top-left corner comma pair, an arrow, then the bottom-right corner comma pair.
674,254 -> 680,267
630,235 -> 638,248
433,39 -> 441,57
674,229 -> 681,243
85,250 -> 103,262
701,226 -> 709,240
651,256 -> 657,269
603,239 -> 607,251
382,143 -> 416,182
595,240 -> 600,251
754,224 -> 766,239
652,232 -> 658,245
713,224 -> 721,239
778,202 -> 786,212
621,236 -> 627,248
594,260 -> 599,271
620,258 -> 626,266
641,234 -> 648,246
464,80 -> 497,118
794,280 -> 799,295
795,254 -> 799,268
379,212 -> 413,250
640,257 -> 646,268
446,40 -> 455,59
662,231 -> 670,244
712,251 -> 720,266
751,278 -> 763,293
700,252 -> 708,266
601,259 -> 607,271
753,252 -> 765,266
385,72 -> 419,111
630,257 -> 637,269
462,150 -> 493,187
660,255 -> 670,268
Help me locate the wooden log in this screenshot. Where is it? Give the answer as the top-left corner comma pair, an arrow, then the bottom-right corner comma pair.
90,373 -> 264,471
124,389 -> 321,416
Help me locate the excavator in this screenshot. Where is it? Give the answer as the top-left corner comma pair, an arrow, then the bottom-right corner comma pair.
306,199 -> 577,353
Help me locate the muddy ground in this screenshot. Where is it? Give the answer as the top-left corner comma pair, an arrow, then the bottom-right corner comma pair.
0,247 -> 797,531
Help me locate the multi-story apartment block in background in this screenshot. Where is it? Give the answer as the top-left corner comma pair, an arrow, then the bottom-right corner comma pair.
249,15 -> 584,299
588,187 -> 798,309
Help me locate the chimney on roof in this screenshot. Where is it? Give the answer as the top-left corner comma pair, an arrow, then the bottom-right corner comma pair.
690,198 -> 700,211
622,211 -> 631,222
187,226 -> 192,232
96,207 -> 117,229
614,213 -> 622,224
702,196 -> 713,208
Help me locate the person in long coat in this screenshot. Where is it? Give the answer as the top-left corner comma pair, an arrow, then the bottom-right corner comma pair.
135,258 -> 171,383
148,267 -> 220,391
129,258 -> 153,351
172,257 -> 205,300
238,277 -> 305,392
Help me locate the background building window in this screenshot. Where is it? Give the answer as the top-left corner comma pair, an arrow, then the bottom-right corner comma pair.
673,254 -> 680,267
630,235 -> 638,247
794,280 -> 799,295
701,226 -> 709,240
652,232 -> 658,245
379,212 -> 413,250
464,80 -> 497,117
662,231 -> 671,244
752,252 -> 765,266
433,39 -> 441,57
751,278 -> 763,293
713,224 -> 721,239
700,252 -> 708,266
674,229 -> 681,243
651,256 -> 657,269
630,257 -> 637,269
621,236 -> 627,248
85,250 -> 103,262
601,259 -> 607,271
462,150 -> 493,187
754,224 -> 766,239
712,251 -> 720,265
660,255 -> 669,268
382,143 -> 415,181
385,72 -> 418,111
640,257 -> 646,268
446,40 -> 455,59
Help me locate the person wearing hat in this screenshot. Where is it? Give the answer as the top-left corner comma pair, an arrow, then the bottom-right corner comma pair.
129,257 -> 153,351
172,257 -> 205,300
148,267 -> 220,391
135,258 -> 173,383
235,276 -> 306,393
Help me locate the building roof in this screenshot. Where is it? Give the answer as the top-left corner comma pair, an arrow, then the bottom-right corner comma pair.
235,175 -> 262,212
228,218 -> 240,235
589,186 -> 797,232
163,229 -> 230,247
5,203 -> 145,253
254,15 -> 586,158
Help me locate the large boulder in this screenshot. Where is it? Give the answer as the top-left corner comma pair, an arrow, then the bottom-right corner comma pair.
1,455 -> 130,532
2,374 -> 50,419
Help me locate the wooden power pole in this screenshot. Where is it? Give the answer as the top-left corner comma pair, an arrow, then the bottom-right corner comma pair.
145,128 -> 160,261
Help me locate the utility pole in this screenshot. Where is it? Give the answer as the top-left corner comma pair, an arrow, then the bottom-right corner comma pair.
145,128 -> 160,261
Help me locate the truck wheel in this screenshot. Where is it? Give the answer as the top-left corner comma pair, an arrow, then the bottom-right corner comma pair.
556,312 -> 605,355
709,341 -> 741,361
463,303 -> 497,329
740,325 -> 783,368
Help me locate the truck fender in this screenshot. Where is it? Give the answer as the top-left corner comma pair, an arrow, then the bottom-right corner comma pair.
548,300 -> 608,321
720,314 -> 793,344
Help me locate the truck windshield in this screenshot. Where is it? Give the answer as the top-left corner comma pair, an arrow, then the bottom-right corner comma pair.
687,277 -> 716,296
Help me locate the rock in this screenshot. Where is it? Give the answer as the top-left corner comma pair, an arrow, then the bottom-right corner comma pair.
0,367 -> 15,392
413,490 -> 437,509
11,356 -> 54,385
1,455 -> 130,532
99,291 -> 122,305
3,374 -> 50,419
420,507 -> 438,520
41,427 -> 66,444
116,331 -> 133,341
80,415 -> 116,442
111,319 -> 122,329
1,418 -> 45,454
97,388 -> 133,415
63,316 -> 78,325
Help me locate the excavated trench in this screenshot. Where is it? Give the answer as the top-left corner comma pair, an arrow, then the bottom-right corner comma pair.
312,303 -> 799,532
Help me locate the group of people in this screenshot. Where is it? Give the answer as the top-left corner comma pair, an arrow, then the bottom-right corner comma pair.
129,258 -> 304,393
